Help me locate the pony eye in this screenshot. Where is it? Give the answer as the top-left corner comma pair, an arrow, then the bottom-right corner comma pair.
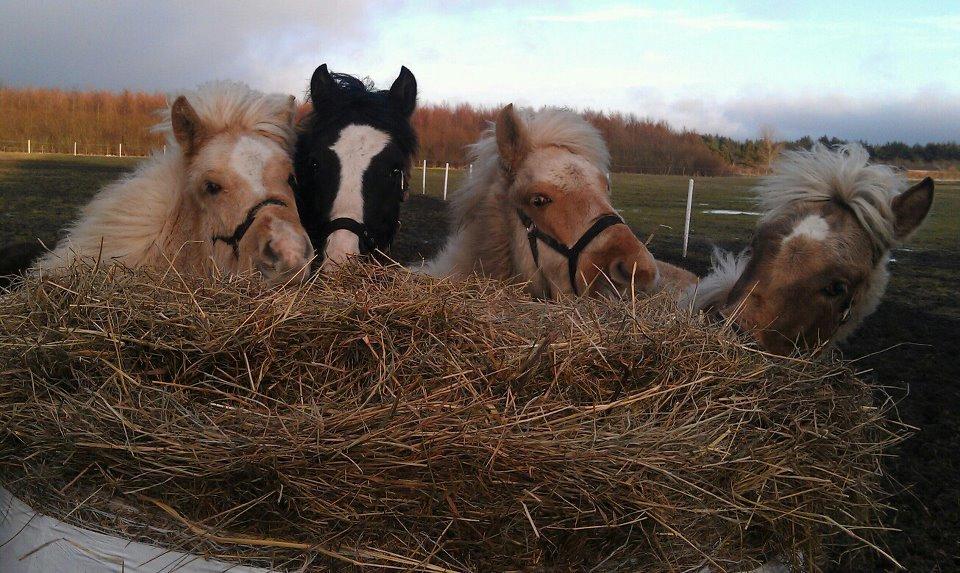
530,194 -> 552,207
823,280 -> 849,298
203,180 -> 222,195
310,158 -> 321,172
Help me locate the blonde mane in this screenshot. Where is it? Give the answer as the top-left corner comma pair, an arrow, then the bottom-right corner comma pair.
757,143 -> 906,252
683,248 -> 749,312
38,82 -> 297,275
422,108 -> 610,288
154,81 -> 297,152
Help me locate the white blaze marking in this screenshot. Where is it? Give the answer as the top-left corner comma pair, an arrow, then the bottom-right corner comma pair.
229,136 -> 276,199
783,214 -> 830,245
324,125 -> 390,265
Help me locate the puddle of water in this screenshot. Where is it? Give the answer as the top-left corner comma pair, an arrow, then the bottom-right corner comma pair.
703,209 -> 761,216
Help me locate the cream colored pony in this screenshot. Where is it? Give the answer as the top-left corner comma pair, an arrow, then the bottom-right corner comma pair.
420,104 -> 660,298
36,82 -> 312,284
686,143 -> 934,354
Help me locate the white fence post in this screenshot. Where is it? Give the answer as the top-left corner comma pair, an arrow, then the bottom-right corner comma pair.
73,142 -> 77,156
469,163 -> 473,178
119,143 -> 122,157
421,159 -> 426,195
27,139 -> 31,154
443,163 -> 450,200
682,178 -> 694,258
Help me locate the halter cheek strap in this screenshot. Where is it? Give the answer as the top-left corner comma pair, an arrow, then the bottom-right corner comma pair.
212,198 -> 288,259
517,209 -> 626,296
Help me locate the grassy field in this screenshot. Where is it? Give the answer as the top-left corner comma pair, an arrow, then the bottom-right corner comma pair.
2,152 -> 959,571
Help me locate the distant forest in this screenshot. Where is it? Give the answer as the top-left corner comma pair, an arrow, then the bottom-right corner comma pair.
704,134 -> 960,172
2,85 -> 957,175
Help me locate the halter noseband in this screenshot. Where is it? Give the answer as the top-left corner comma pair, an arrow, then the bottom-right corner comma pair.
320,218 -> 379,253
517,209 -> 627,296
212,198 -> 288,259
314,170 -> 406,258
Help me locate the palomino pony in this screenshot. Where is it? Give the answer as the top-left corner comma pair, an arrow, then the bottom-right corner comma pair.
687,143 -> 934,355
294,64 -> 418,268
31,82 -> 312,284
420,104 -> 659,298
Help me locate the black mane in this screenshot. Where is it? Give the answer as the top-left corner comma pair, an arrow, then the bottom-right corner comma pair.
301,72 -> 418,159
293,64 -> 419,264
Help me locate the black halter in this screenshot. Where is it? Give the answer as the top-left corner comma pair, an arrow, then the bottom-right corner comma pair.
517,209 -> 627,296
314,171 -> 406,257
320,218 -> 378,253
212,198 -> 288,259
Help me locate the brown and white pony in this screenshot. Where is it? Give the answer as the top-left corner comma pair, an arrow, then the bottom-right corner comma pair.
686,143 -> 934,355
419,104 -> 659,298
34,82 -> 312,284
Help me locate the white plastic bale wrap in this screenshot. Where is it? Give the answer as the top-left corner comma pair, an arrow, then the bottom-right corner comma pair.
0,488 -> 267,573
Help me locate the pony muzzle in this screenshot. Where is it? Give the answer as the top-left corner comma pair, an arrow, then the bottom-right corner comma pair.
318,217 -> 391,270
321,229 -> 362,268
580,229 -> 658,294
251,215 -> 313,284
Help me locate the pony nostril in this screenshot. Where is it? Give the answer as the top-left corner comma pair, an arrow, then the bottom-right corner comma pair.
608,256 -> 657,291
612,261 -> 630,283
610,259 -> 640,286
262,240 -> 280,264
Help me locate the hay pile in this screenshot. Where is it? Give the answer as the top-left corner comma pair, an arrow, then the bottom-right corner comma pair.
0,262 -> 903,571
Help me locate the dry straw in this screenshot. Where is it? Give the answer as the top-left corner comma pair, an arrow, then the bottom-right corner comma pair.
0,262 -> 904,571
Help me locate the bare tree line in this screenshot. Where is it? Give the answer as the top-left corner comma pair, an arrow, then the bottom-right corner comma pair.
2,86 -> 734,174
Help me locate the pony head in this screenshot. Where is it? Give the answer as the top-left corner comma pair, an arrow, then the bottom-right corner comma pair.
294,64 -> 418,269
697,144 -> 934,354
492,104 -> 658,297
160,83 -> 312,283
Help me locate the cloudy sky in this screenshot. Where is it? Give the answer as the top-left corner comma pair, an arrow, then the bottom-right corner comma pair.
2,0 -> 958,143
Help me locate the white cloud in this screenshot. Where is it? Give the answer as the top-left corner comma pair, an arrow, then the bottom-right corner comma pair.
628,89 -> 960,144
529,6 -> 782,30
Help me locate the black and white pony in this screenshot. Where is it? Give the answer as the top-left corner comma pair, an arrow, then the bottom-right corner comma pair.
294,64 -> 418,268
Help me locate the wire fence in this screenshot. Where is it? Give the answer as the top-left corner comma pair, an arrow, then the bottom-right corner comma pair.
0,139 -> 157,157
1,140 -> 725,177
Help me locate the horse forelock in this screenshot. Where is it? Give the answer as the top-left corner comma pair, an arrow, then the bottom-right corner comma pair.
455,109 -> 609,222
298,74 -> 418,161
154,81 -> 297,154
757,143 -> 905,253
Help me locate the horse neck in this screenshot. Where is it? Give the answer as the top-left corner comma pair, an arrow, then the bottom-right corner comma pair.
42,150 -> 207,274
449,170 -> 549,295
157,172 -> 209,275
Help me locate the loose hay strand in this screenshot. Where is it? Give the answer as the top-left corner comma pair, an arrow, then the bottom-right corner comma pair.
0,260 -> 906,571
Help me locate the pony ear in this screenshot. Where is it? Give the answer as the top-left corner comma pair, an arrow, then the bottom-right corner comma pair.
388,66 -> 417,117
279,94 -> 297,128
170,96 -> 205,155
496,104 -> 531,174
891,177 -> 934,240
309,63 -> 337,109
